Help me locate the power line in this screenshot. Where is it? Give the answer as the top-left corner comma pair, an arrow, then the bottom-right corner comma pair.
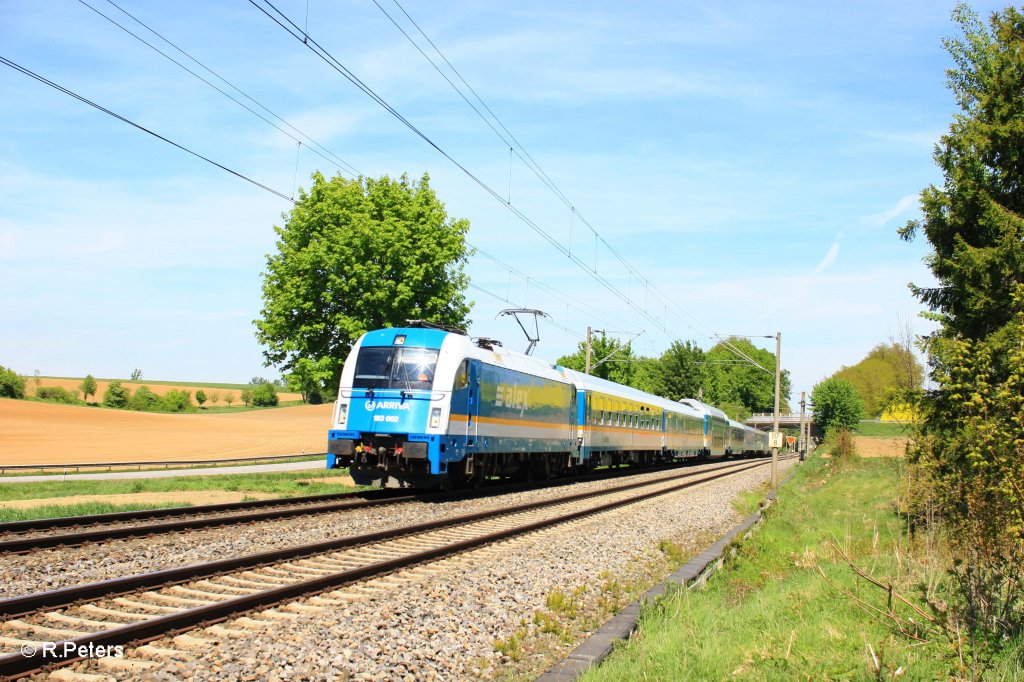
247,0 -> 689,345
250,1 -> 778,374
0,55 -> 294,202
369,1 -> 769,369
468,240 -> 634,333
467,283 -> 583,340
82,0 -> 361,178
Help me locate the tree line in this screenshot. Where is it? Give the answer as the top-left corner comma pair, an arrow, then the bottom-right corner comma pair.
554,334 -> 790,420
0,371 -> 281,412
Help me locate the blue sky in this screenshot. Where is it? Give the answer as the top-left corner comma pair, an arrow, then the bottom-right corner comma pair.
0,0 -> 1005,403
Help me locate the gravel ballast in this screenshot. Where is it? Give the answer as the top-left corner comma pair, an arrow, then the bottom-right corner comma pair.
49,457 -> 796,681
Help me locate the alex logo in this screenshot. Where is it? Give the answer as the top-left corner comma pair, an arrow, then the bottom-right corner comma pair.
495,384 -> 530,415
364,401 -> 412,411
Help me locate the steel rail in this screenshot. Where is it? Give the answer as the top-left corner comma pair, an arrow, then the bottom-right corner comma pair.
0,457 -> 775,678
0,491 -> 418,554
0,488 -> 390,534
0,458 -> 764,617
0,458 -> 731,553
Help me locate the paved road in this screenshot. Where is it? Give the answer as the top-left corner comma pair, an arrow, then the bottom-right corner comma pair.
0,458 -> 326,484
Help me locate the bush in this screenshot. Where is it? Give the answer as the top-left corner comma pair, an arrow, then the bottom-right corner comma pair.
103,380 -> 131,408
0,366 -> 26,399
160,389 -> 194,413
827,427 -> 858,465
251,382 -> 278,407
127,386 -> 161,411
195,389 -> 207,407
36,386 -> 80,405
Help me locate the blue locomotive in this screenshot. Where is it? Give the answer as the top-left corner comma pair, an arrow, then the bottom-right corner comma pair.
327,323 -> 769,488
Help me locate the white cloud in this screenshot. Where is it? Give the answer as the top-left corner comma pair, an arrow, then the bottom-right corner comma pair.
861,194 -> 917,228
814,241 -> 840,273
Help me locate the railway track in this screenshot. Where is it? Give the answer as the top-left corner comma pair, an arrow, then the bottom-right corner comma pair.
0,458 -> 728,554
0,457 -> 776,679
0,488 -> 411,554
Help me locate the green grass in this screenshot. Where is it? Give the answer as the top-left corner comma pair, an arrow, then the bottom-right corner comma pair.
0,468 -> 360,506
582,453 -> 1018,681
0,501 -> 191,523
855,420 -> 913,437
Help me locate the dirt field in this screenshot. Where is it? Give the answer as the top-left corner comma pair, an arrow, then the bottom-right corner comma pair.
0,399 -> 334,466
30,378 -> 303,406
853,436 -> 909,458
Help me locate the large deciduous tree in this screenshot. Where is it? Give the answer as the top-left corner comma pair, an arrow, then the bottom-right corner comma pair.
255,172 -> 472,389
831,342 -> 924,417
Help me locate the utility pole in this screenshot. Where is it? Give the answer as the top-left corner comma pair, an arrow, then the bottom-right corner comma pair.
771,331 -> 781,488
799,390 -> 806,462
585,326 -> 593,375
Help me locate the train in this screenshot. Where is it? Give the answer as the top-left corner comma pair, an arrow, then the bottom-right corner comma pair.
326,322 -> 770,488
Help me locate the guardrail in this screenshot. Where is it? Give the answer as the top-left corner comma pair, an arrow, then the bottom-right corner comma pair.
0,452 -> 326,475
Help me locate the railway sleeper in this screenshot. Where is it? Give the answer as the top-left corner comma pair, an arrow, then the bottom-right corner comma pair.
50,668 -> 114,682
78,604 -> 150,622
135,644 -> 194,661
96,656 -> 158,672
43,613 -> 126,630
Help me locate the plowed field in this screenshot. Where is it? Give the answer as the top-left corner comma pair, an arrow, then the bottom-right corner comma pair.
0,399 -> 333,466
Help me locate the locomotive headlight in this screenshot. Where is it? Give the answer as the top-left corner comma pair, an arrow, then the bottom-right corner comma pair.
429,407 -> 442,428
337,402 -> 348,425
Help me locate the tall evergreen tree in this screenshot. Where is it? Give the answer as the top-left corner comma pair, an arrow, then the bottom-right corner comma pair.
899,4 -> 1024,361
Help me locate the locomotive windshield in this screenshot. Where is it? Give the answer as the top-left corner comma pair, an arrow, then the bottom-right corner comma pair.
352,346 -> 438,391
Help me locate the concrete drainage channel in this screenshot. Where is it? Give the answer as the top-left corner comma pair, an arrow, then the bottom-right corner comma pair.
536,460 -> 801,681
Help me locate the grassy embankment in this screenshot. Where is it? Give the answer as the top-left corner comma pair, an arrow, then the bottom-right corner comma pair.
582,451 -> 1023,680
854,420 -> 913,437
0,468 -> 361,523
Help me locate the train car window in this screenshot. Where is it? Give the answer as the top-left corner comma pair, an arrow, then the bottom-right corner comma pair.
453,360 -> 469,390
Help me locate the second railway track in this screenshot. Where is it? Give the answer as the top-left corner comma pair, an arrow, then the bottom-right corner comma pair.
0,459 -> 732,554
0,456 -> 779,679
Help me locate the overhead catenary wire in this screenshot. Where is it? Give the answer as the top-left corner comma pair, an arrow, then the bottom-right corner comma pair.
247,0 -> 706,355
367,0 -> 774,371
0,55 -> 293,202
468,240 -> 635,335
86,0 -> 361,178
467,284 -> 583,340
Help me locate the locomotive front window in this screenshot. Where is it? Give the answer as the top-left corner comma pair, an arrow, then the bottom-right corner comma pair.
352,347 -> 439,391
353,347 -> 394,388
390,347 -> 438,391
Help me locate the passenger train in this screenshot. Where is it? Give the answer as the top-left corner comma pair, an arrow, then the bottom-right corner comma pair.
327,322 -> 770,488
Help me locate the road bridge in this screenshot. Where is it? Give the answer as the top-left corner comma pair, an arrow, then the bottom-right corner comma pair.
745,413 -> 811,430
